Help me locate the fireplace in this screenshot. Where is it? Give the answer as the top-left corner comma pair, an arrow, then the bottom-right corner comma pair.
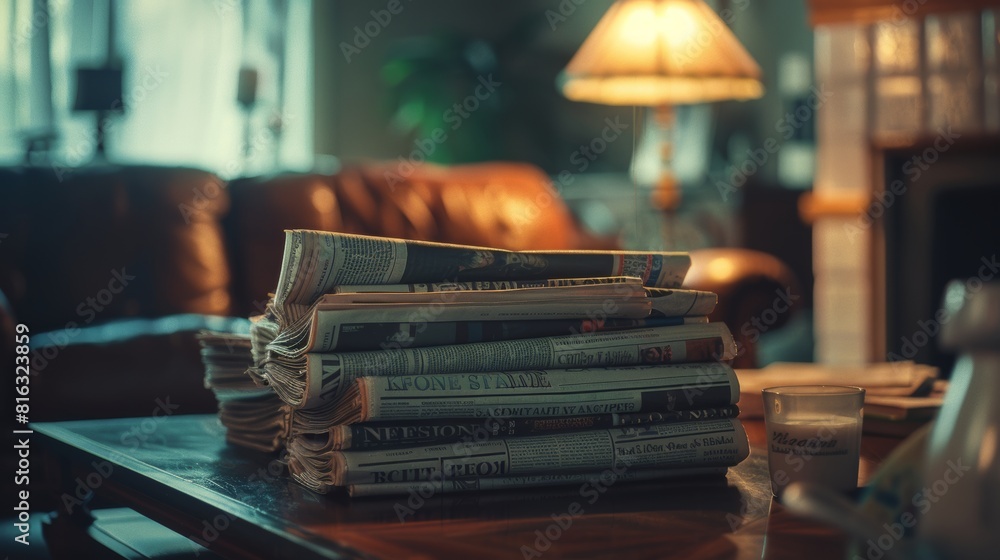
807,4 -> 1000,366
882,136 -> 1000,373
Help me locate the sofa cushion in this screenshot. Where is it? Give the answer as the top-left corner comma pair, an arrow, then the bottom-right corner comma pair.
0,166 -> 233,332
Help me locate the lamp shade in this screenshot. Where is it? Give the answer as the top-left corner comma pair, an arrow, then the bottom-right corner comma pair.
559,0 -> 764,105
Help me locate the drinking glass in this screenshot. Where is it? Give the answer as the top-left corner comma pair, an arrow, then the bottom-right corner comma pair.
762,385 -> 865,496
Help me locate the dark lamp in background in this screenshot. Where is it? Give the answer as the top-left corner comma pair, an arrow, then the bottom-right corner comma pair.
73,66 -> 124,158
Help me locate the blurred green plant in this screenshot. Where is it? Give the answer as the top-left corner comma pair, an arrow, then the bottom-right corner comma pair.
382,34 -> 501,163
380,14 -> 560,166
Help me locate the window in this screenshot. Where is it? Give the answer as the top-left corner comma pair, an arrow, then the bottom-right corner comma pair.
1,0 -> 313,177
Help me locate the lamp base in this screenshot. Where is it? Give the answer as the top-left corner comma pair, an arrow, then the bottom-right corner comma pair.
650,105 -> 681,247
650,104 -> 681,213
652,173 -> 681,212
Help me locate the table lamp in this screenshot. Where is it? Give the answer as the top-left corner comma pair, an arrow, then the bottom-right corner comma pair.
559,0 -> 764,221
73,67 -> 124,159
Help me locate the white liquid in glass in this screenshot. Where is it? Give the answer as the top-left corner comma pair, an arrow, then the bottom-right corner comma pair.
766,416 -> 861,495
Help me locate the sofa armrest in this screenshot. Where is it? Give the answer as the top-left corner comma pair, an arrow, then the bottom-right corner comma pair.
684,249 -> 801,368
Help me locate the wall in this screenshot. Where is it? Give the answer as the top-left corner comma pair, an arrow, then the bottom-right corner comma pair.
313,0 -> 633,173
311,0 -> 812,183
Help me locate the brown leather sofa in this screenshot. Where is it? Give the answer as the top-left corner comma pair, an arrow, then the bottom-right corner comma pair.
0,162 -> 797,424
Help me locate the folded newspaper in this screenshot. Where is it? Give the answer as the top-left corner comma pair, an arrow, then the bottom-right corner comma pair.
345,466 -> 730,497
263,278 -> 717,356
320,363 -> 739,426
272,230 -> 693,325
253,322 -> 736,409
323,405 -> 740,450
288,418 -> 750,492
332,277 -> 639,293
291,315 -> 707,354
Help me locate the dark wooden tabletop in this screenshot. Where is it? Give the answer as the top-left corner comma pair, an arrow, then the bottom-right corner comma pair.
33,415 -> 901,560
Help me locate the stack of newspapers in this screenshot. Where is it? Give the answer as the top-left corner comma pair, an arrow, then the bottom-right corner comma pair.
244,230 -> 749,496
197,331 -> 286,452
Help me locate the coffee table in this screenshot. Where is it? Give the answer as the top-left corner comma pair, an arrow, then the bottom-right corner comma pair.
33,415 -> 898,559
